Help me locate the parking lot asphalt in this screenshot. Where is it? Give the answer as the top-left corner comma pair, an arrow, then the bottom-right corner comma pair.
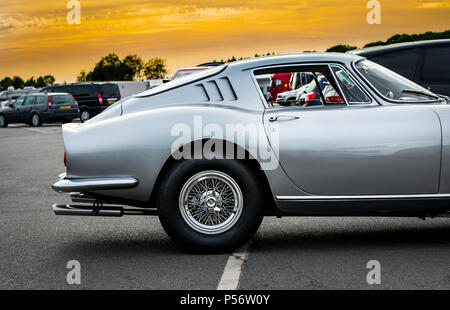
1,124 -> 450,290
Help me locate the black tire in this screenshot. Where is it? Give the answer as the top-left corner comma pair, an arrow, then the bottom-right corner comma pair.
80,109 -> 90,123
157,159 -> 264,253
31,113 -> 41,127
0,115 -> 7,128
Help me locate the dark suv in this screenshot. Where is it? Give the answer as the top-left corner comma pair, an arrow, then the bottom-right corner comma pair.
0,93 -> 79,128
41,83 -> 121,122
350,39 -> 450,96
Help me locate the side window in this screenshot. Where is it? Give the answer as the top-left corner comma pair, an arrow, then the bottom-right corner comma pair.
13,96 -> 25,107
36,96 -> 48,105
24,96 -> 35,106
421,46 -> 450,83
254,65 -> 345,108
370,48 -> 420,80
331,66 -> 371,104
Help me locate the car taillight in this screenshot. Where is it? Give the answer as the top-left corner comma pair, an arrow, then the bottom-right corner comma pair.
98,93 -> 103,105
64,152 -> 66,167
304,92 -> 317,104
325,96 -> 344,103
71,95 -> 79,108
48,96 -> 52,109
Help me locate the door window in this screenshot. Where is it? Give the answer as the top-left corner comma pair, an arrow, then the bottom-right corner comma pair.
36,96 -> 48,105
24,96 -> 35,106
13,97 -> 25,107
331,66 -> 371,104
254,65 -> 345,108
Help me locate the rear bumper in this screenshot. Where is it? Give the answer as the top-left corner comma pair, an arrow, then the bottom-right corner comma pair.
45,109 -> 80,121
52,175 -> 138,193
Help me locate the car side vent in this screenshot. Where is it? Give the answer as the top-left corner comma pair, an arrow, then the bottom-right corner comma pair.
194,84 -> 210,102
205,80 -> 224,101
217,77 -> 238,101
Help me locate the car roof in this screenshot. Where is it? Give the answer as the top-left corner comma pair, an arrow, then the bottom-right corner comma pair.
49,83 -> 101,88
29,92 -> 70,96
350,39 -> 450,57
227,52 -> 364,70
176,67 -> 211,72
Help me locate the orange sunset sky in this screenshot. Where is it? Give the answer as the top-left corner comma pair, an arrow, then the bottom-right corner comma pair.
0,0 -> 449,82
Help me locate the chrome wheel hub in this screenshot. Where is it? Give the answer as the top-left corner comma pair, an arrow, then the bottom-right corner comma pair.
32,115 -> 39,126
179,171 -> 243,235
81,111 -> 90,121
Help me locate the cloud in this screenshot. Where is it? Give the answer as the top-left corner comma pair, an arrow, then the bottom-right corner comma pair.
416,2 -> 450,8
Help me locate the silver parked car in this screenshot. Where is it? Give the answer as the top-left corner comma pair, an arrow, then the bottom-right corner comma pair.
52,53 -> 450,253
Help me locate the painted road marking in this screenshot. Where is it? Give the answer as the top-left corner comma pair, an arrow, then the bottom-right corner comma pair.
24,128 -> 49,134
217,241 -> 251,290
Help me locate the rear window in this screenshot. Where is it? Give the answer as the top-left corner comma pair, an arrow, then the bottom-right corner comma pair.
100,84 -> 120,98
421,46 -> 450,82
52,95 -> 74,104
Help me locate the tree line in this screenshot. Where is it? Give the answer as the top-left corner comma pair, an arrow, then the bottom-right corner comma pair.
326,29 -> 450,53
0,75 -> 55,91
76,54 -> 168,82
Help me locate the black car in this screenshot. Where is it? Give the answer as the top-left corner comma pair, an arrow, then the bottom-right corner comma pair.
0,93 -> 79,128
41,83 -> 121,122
350,39 -> 450,96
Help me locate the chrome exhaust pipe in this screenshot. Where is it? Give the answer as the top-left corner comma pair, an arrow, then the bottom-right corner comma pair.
52,204 -> 123,216
70,192 -> 97,204
52,204 -> 158,217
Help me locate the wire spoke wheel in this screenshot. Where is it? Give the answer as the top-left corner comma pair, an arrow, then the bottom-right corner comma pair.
179,171 -> 243,235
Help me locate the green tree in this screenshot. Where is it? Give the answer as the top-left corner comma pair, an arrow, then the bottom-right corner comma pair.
24,77 -> 37,87
143,58 -> 168,79
0,77 -> 13,90
123,54 -> 144,80
89,53 -> 124,81
12,76 -> 25,89
43,75 -> 55,86
76,70 -> 87,82
363,41 -> 385,48
326,44 -> 358,53
364,29 -> 450,48
36,76 -> 46,88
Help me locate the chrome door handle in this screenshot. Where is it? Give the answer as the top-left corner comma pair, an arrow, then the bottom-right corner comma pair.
268,115 -> 300,122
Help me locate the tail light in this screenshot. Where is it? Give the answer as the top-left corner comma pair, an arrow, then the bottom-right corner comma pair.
71,95 -> 79,108
64,152 -> 66,167
325,96 -> 344,104
304,92 -> 317,104
98,93 -> 103,105
47,96 -> 52,109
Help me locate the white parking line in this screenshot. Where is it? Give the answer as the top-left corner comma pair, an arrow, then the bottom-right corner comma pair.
24,128 -> 48,134
217,241 -> 251,290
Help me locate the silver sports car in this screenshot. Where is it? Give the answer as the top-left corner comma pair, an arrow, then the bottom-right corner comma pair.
52,53 -> 450,253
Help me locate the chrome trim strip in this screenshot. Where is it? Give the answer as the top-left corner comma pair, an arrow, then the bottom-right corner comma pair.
276,194 -> 450,201
52,177 -> 138,192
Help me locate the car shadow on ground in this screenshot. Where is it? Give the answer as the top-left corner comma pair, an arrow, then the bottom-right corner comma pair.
252,221 -> 450,252
57,234 -> 203,257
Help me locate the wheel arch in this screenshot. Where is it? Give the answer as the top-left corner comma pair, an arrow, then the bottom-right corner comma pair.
149,138 -> 279,215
